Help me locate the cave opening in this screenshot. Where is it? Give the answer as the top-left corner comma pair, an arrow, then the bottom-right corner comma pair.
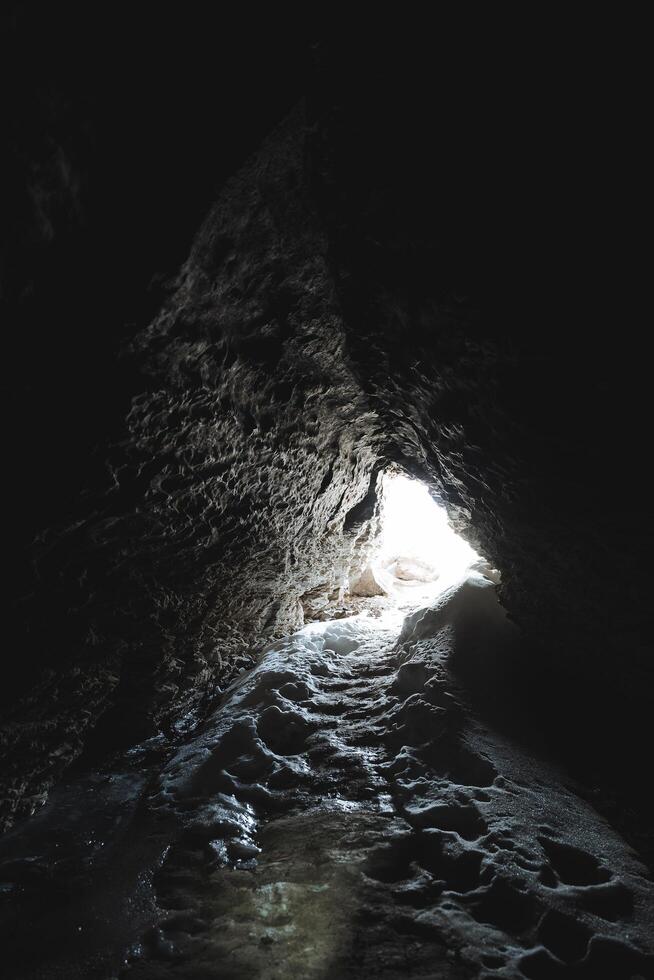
349,470 -> 497,616
2,19 -> 653,978
378,471 -> 486,593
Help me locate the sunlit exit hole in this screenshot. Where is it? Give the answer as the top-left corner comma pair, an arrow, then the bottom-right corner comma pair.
376,473 -> 488,596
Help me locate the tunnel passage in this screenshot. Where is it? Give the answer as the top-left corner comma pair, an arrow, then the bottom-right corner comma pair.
1,24 -> 653,979
2,67 -> 652,886
2,550 -> 653,979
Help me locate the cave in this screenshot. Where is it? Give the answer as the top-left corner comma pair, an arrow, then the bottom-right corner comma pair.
2,11 -> 652,980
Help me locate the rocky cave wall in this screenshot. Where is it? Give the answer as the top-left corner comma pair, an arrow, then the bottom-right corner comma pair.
2,37 -> 651,856
1,107 -> 386,829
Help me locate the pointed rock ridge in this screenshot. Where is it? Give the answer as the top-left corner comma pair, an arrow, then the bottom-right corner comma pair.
0,106 -> 384,829
3,56 -> 652,865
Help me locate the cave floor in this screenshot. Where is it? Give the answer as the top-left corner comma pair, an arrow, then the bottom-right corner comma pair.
1,577 -> 653,979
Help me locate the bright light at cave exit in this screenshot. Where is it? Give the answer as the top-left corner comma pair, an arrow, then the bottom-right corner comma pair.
379,474 -> 481,589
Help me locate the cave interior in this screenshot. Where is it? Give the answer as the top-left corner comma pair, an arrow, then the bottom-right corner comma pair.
1,11 -> 652,980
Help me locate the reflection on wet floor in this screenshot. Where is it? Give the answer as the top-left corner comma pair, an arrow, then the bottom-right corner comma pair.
1,575 -> 653,979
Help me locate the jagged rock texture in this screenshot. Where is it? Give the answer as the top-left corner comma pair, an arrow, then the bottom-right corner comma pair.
2,57 -> 651,864
1,109 -> 384,827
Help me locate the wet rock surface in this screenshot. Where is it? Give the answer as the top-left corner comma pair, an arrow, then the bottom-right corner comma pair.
1,106 -> 381,830
4,84 -> 652,848
3,27 -> 651,970
3,580 -> 652,978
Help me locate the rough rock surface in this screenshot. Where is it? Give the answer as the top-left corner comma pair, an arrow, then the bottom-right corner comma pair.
2,40 -> 651,872
1,108 -> 386,829
2,580 -> 652,979
125,580 -> 653,979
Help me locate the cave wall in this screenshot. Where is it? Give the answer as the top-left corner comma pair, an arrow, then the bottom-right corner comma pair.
305,62 -> 652,704
0,108 -> 386,829
300,55 -> 652,851
2,31 -> 650,838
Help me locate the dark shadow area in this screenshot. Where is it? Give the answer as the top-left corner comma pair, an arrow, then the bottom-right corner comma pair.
2,6 -> 310,700
1,4 -> 651,925
449,630 -> 654,872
